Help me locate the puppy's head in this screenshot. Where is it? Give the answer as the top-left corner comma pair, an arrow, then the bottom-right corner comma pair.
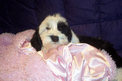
31,14 -> 79,52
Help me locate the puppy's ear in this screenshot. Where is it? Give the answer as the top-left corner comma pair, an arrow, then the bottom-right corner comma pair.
58,22 -> 72,42
57,21 -> 79,43
30,28 -> 42,51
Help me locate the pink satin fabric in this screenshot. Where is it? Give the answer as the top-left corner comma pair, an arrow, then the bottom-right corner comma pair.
39,43 -> 116,81
0,30 -> 116,81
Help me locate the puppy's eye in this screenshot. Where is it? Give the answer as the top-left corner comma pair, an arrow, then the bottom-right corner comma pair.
46,27 -> 51,30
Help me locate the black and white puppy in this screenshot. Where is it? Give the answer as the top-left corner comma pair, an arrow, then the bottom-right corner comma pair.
31,14 -> 79,52
31,14 -> 122,80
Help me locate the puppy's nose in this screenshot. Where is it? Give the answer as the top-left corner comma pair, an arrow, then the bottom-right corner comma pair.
50,35 -> 59,42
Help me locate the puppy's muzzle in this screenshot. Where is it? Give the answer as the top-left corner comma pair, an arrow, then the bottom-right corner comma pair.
50,35 -> 59,42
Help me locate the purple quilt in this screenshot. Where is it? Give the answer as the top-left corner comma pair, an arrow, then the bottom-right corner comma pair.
0,0 -> 122,56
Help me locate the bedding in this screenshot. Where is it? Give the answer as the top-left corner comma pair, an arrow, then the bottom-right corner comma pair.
0,30 -> 116,81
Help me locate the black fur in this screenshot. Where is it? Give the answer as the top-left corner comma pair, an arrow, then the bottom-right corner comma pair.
30,28 -> 42,51
77,35 -> 122,68
58,22 -> 72,42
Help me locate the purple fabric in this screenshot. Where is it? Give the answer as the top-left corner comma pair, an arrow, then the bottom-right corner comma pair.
0,0 -> 122,57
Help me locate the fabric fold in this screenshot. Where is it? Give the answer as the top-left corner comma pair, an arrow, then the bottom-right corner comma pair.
40,43 -> 116,81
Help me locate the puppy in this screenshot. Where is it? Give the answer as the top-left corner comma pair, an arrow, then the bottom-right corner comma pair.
31,14 -> 79,53
31,14 -> 122,80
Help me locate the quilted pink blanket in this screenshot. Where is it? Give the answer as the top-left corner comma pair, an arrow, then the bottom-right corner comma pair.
0,30 -> 116,81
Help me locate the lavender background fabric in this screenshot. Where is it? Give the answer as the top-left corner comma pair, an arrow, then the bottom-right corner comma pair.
0,0 -> 122,57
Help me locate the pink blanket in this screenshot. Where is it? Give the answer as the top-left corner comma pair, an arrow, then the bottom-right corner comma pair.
0,30 -> 116,81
